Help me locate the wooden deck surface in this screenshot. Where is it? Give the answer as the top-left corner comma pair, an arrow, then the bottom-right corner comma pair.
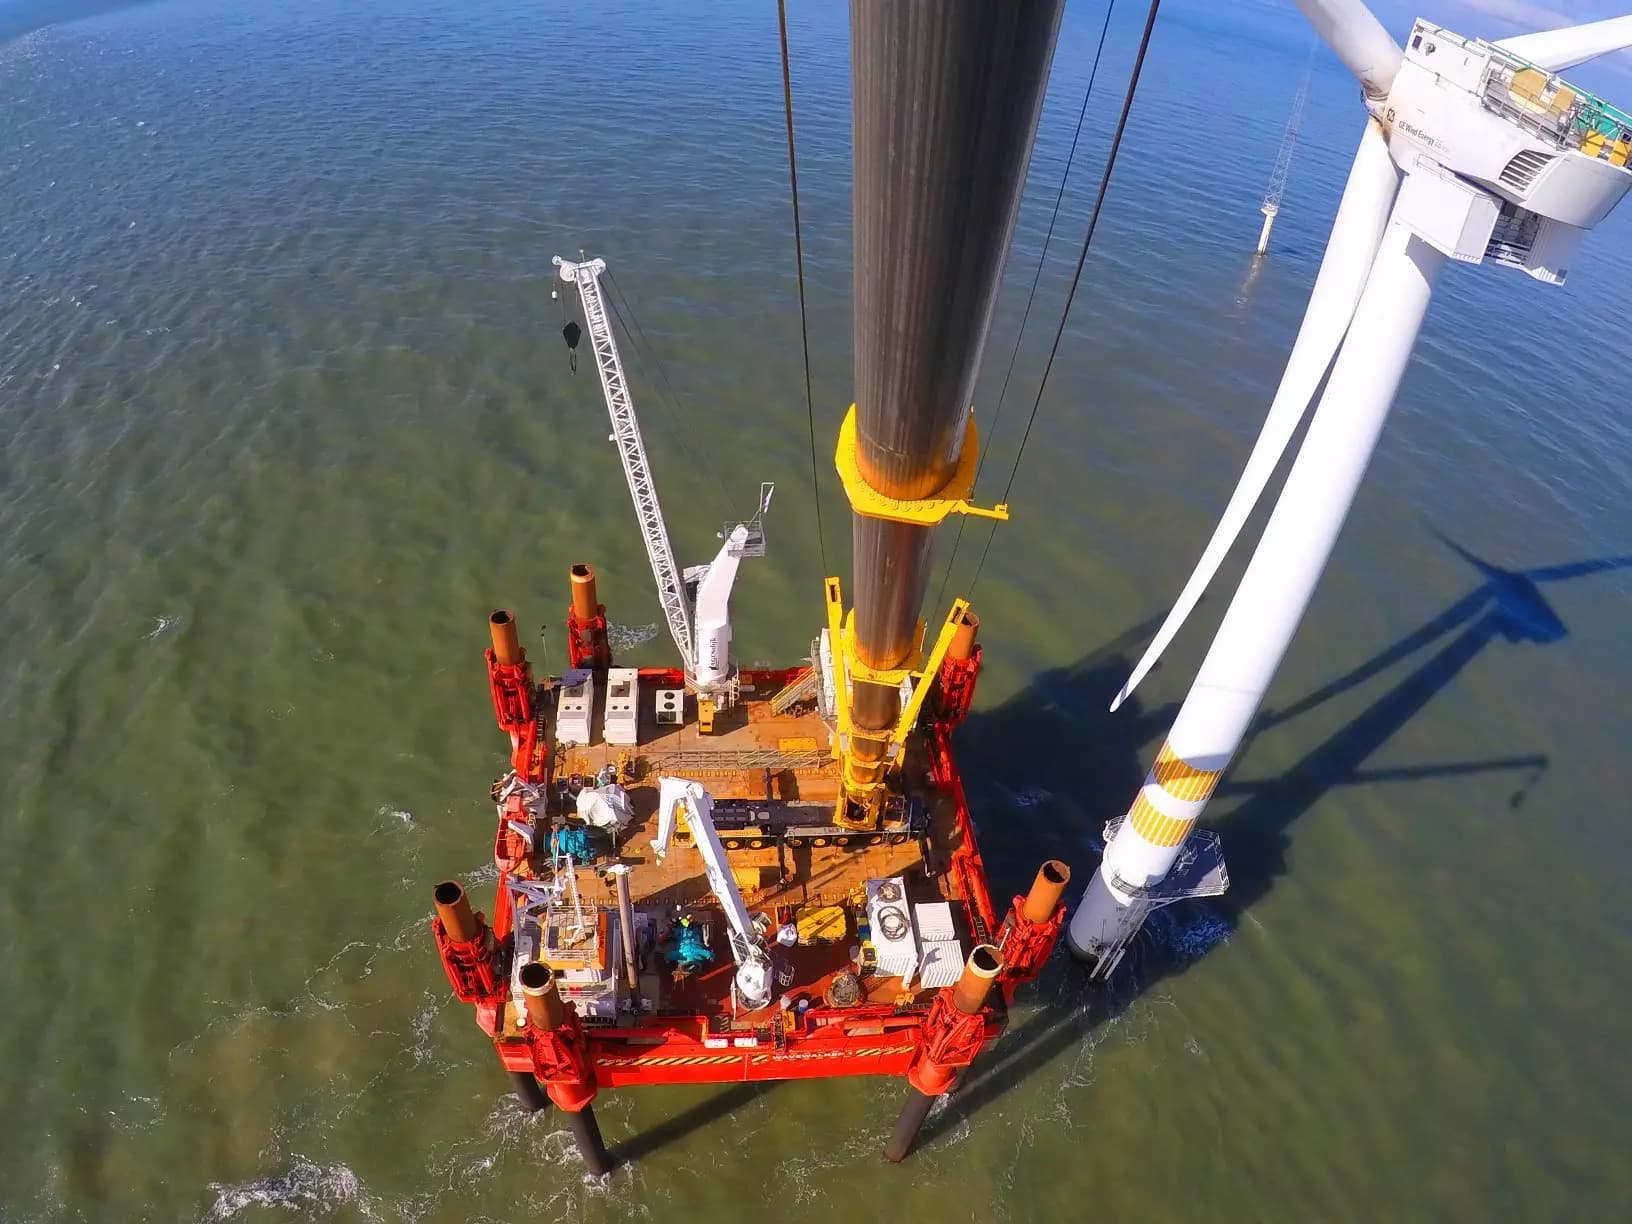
540,682 -> 966,1016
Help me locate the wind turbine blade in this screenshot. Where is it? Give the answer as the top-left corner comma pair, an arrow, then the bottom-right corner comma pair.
1111,121 -> 1400,712
1496,17 -> 1632,73
1292,0 -> 1404,97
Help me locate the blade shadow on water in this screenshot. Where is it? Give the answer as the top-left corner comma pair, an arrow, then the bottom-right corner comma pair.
914,534 -> 1630,1147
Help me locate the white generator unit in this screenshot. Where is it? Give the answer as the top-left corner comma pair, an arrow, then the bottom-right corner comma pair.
602,667 -> 640,745
555,668 -> 594,746
917,941 -> 965,989
912,901 -> 962,988
912,901 -> 955,941
655,687 -> 684,726
865,876 -> 919,980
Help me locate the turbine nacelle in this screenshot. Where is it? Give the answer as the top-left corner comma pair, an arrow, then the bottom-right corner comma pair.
1110,4 -> 1632,713
1368,20 -> 1632,284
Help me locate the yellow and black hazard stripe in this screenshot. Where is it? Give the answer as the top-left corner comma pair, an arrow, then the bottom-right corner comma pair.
597,1053 -> 745,1068
602,1042 -> 918,1070
751,1044 -> 915,1064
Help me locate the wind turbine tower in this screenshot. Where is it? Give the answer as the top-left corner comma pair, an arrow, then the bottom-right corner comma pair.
1068,3 -> 1632,976
1258,57 -> 1313,255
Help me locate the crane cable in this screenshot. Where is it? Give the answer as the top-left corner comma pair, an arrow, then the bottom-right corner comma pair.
600,267 -> 733,510
934,0 -> 1118,615
777,0 -> 827,576
969,0 -> 1163,597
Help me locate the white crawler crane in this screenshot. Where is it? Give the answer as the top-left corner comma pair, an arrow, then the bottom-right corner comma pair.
1070,5 -> 1632,975
554,255 -> 772,706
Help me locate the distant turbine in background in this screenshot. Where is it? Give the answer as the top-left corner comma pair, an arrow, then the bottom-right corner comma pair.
1257,50 -> 1314,255
1069,1 -> 1632,977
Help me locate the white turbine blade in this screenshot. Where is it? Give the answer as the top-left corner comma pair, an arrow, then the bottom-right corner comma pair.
1292,0 -> 1404,97
1110,121 -> 1400,712
1496,17 -> 1632,73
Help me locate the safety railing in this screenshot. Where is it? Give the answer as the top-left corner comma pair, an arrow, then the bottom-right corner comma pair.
1481,57 -> 1632,168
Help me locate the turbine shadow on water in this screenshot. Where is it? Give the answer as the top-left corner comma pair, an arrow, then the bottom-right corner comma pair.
917,535 -> 1632,1146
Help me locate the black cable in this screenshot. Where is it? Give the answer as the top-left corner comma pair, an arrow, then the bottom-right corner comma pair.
777,0 -> 828,576
970,0 -> 1163,597
933,0 -> 1117,615
600,268 -> 733,509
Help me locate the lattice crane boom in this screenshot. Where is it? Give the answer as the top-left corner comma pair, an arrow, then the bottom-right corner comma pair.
1262,59 -> 1312,214
554,255 -> 695,677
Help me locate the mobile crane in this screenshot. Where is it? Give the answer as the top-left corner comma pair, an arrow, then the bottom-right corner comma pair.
652,776 -> 774,1012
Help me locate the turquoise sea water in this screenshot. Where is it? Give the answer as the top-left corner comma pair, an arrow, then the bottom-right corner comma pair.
2,1 -> 1629,1219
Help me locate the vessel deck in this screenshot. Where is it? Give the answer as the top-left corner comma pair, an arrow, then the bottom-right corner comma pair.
518,676 -> 973,1022
544,681 -> 965,913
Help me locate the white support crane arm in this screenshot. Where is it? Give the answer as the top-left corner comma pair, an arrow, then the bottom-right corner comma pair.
654,776 -> 772,1009
554,255 -> 696,677
692,524 -> 749,688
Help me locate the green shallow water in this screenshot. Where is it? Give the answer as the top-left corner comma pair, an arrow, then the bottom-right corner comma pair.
2,1 -> 1629,1219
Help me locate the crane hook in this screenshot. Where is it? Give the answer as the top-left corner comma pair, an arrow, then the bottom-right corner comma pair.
562,319 -> 582,373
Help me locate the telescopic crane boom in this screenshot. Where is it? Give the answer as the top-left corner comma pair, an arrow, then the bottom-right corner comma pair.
652,776 -> 773,1010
